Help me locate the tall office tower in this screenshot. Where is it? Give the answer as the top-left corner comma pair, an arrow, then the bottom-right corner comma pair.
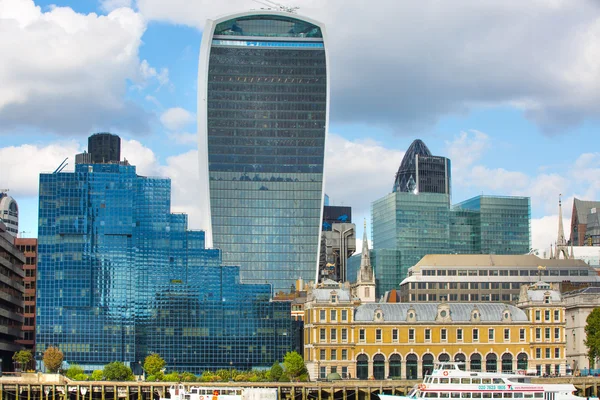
371,139 -> 531,298
14,238 -> 37,353
88,132 -> 121,164
0,221 -> 24,373
37,137 -> 291,372
392,139 -> 451,195
198,11 -> 328,294
0,191 -> 18,237
318,205 -> 355,283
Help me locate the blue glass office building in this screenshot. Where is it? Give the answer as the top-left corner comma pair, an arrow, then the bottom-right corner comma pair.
371,140 -> 531,297
37,155 -> 291,372
197,11 -> 328,294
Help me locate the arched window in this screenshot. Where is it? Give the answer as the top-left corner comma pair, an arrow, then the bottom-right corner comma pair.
454,353 -> 466,371
438,353 -> 450,363
470,353 -> 482,372
517,352 -> 528,371
357,354 -> 369,380
389,354 -> 402,379
373,354 -> 385,380
422,353 -> 434,378
502,353 -> 513,373
486,353 -> 498,372
406,354 -> 418,380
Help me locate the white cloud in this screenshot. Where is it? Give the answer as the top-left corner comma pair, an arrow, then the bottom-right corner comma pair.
139,59 -> 170,87
531,215 -> 570,256
445,130 -> 490,172
100,0 -> 133,12
0,0 -> 166,135
136,0 -> 600,133
160,108 -> 195,131
168,132 -> 197,145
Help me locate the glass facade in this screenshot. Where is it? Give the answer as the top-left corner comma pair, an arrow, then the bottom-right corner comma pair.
37,163 -> 292,373
371,193 -> 531,297
392,139 -> 450,195
205,14 -> 327,294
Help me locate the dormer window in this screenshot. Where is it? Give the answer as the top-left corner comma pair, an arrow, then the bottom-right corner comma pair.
331,294 -> 337,303
544,295 -> 551,304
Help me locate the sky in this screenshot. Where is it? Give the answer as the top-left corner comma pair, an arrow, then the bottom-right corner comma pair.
1,0 -> 599,255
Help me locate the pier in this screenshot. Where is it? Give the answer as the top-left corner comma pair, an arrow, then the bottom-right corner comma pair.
1,377 -> 600,400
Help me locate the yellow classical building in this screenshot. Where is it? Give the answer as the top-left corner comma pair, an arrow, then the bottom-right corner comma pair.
304,234 -> 566,380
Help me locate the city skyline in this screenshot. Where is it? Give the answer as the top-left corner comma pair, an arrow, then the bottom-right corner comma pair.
1,0 -> 600,254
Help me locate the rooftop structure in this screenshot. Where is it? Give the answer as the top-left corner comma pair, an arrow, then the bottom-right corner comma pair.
571,198 -> 600,246
0,191 -> 18,237
392,139 -> 451,195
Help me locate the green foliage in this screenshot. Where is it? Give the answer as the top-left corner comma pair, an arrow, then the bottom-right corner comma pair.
163,372 -> 180,382
65,365 -> 84,380
283,351 -> 307,381
143,353 -> 166,376
74,373 -> 89,381
13,350 -> 33,370
585,307 -> 600,368
91,370 -> 103,381
279,371 -> 290,382
102,362 -> 134,381
216,368 -> 237,381
297,373 -> 310,382
269,362 -> 283,381
180,372 -> 196,382
43,347 -> 64,373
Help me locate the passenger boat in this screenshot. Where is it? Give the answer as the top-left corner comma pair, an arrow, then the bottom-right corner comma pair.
378,362 -> 590,400
159,384 -> 278,400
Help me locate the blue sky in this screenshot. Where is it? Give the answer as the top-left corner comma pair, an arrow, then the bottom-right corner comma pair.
1,0 -> 599,253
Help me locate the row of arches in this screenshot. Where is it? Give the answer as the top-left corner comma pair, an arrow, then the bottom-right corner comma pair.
355,352 -> 529,380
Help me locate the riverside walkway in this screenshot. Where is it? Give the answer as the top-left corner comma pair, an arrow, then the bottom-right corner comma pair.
2,377 -> 600,400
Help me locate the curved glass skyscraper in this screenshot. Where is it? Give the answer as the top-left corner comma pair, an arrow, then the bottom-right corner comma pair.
198,12 -> 328,294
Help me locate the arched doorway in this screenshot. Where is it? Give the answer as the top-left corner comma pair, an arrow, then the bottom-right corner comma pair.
517,352 -> 528,372
357,354 -> 369,380
486,353 -> 498,372
502,353 -> 513,373
454,353 -> 466,370
422,353 -> 434,377
470,353 -> 482,372
406,354 -> 418,379
438,353 -> 450,363
389,354 -> 402,379
373,354 -> 386,380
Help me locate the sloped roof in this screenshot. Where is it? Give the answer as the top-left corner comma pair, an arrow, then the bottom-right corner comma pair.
312,287 -> 352,302
574,198 -> 600,225
414,254 -> 589,268
354,303 -> 528,322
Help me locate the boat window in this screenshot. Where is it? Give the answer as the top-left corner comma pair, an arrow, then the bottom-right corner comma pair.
473,394 -> 481,399
482,379 -> 492,384
513,393 -> 523,398
472,378 -> 481,384
440,393 -> 449,398
451,378 -> 460,384
534,394 -> 543,398
451,393 -> 461,398
461,378 -> 471,384
482,393 -> 492,399
425,393 -> 438,398
493,393 -> 503,398
440,378 -> 449,384
433,378 -> 439,383
504,394 -> 512,398
493,379 -> 503,384
462,393 -> 471,398
524,394 -> 533,398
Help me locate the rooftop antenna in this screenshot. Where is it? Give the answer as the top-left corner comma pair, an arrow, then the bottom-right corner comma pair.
252,0 -> 299,13
53,157 -> 69,174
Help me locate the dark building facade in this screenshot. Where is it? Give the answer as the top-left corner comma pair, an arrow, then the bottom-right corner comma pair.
198,11 -> 329,294
88,133 -> 121,164
570,198 -> 600,246
37,138 -> 292,373
392,139 -> 451,195
0,221 -> 25,373
14,238 -> 36,353
319,206 -> 355,283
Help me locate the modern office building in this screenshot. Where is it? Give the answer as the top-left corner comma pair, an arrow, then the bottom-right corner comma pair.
0,191 -> 18,237
198,11 -> 328,294
392,139 -> 451,195
0,220 -> 25,373
570,198 -> 600,246
398,254 -> 600,303
371,139 -> 531,298
37,137 -> 292,373
319,205 -> 355,283
304,280 -> 566,380
14,238 -> 37,353
88,133 -> 121,164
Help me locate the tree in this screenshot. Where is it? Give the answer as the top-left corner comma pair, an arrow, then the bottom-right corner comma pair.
65,365 -> 84,380
283,351 -> 307,382
585,307 -> 600,368
43,347 -> 64,373
91,370 -> 103,381
13,350 -> 33,371
102,362 -> 134,381
268,362 -> 283,381
143,353 -> 166,376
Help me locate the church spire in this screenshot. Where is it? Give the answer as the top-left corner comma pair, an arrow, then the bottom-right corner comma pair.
360,219 -> 371,272
353,219 -> 376,302
557,194 -> 567,246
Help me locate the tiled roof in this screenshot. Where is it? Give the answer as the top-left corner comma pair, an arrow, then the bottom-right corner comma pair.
354,303 -> 528,322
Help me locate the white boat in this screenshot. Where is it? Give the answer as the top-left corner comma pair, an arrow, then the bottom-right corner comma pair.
378,362 -> 592,400
159,384 -> 278,400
